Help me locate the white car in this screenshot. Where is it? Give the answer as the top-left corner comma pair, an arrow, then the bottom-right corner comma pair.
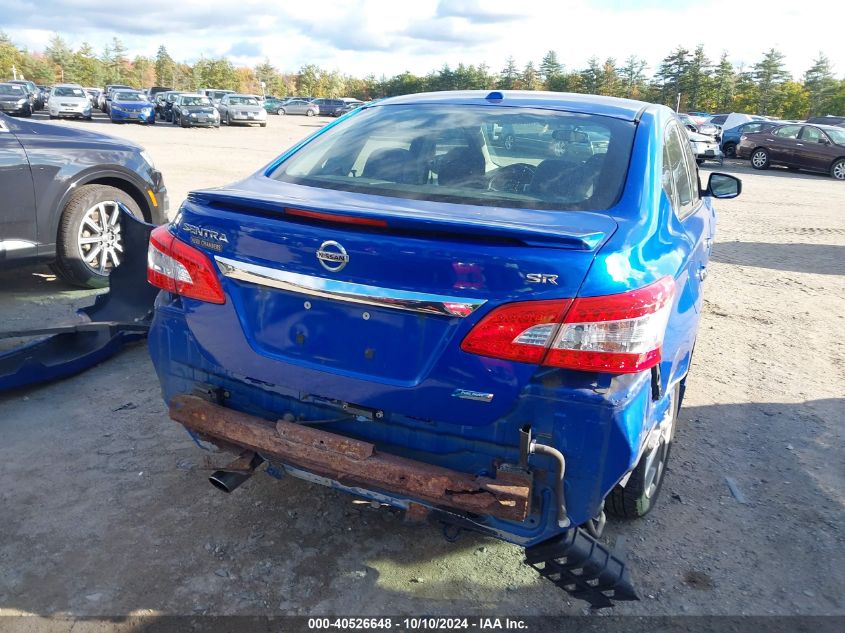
49,84 -> 92,120
686,130 -> 723,165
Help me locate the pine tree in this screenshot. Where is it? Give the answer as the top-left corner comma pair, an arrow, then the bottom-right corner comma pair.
753,48 -> 789,116
498,56 -> 519,89
685,45 -> 712,111
803,53 -> 838,116
619,56 -> 647,98
155,45 -> 175,87
45,34 -> 72,82
522,61 -> 542,91
539,50 -> 563,85
579,57 -> 602,95
711,52 -> 735,112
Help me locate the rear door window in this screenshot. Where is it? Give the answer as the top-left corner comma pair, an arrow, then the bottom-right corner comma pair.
774,125 -> 802,139
664,123 -> 699,219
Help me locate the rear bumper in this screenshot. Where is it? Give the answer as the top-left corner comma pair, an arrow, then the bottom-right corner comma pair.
170,394 -> 531,522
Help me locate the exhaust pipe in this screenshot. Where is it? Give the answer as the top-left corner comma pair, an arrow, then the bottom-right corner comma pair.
209,451 -> 265,493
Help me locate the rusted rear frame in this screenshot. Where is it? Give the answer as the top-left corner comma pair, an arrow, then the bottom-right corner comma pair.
169,394 -> 530,521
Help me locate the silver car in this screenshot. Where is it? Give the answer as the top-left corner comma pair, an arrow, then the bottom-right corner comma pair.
217,94 -> 267,127
277,99 -> 318,116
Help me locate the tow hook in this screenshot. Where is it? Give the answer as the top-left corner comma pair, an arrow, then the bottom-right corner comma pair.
520,425 -> 569,528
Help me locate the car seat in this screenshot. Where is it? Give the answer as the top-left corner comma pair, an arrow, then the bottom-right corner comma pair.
437,146 -> 485,186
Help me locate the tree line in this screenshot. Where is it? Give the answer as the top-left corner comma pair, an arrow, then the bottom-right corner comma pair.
2,32 -> 843,119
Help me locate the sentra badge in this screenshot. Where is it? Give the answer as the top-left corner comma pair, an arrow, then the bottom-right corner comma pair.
183,223 -> 229,252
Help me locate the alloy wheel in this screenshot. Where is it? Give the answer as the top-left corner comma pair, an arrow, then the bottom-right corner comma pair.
751,150 -> 767,168
833,160 -> 845,180
76,201 -> 124,275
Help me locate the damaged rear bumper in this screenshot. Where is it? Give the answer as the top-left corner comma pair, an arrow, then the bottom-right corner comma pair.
169,394 -> 532,522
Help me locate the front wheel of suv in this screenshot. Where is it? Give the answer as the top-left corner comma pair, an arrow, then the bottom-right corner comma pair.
751,148 -> 770,170
606,384 -> 679,519
53,184 -> 144,288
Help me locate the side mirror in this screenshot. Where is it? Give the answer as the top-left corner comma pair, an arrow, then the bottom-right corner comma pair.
704,173 -> 741,199
818,138 -> 830,145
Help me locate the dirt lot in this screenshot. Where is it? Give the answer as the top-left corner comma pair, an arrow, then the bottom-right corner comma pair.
1,111 -> 843,618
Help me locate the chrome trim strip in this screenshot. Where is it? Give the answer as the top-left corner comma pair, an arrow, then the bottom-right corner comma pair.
215,256 -> 486,318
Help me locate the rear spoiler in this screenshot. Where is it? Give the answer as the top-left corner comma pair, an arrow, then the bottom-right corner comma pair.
187,189 -> 617,252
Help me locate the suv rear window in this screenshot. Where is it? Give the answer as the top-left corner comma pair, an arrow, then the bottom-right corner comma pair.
269,104 -> 635,211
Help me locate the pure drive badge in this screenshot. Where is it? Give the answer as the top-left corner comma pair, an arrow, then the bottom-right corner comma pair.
451,389 -> 494,403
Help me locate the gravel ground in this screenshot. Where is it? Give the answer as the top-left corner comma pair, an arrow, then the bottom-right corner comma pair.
0,111 -> 843,618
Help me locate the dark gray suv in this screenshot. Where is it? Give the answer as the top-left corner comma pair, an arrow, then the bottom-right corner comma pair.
0,113 -> 168,287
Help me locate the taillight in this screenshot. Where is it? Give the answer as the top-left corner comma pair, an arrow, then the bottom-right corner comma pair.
460,300 -> 572,364
460,277 -> 675,374
147,225 -> 225,304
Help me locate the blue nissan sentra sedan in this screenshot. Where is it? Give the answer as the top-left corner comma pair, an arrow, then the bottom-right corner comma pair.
109,90 -> 155,124
147,91 -> 740,605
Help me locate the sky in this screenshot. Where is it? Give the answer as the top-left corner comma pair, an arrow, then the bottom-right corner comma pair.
2,0 -> 841,79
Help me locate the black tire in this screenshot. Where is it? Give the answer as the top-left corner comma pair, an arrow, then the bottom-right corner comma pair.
831,158 -> 845,181
180,114 -> 189,128
606,384 -> 680,519
306,109 -> 315,117
171,114 -> 178,125
260,122 -> 266,127
696,158 -> 705,166
723,142 -> 736,158
227,113 -> 233,125
53,184 -> 144,289
277,108 -> 285,115
750,148 -> 770,170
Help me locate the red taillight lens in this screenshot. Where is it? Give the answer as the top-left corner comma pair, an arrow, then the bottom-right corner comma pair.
460,300 -> 572,364
460,277 -> 675,374
147,225 -> 225,304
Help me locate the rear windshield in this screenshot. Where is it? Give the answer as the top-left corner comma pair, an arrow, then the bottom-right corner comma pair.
269,104 -> 635,211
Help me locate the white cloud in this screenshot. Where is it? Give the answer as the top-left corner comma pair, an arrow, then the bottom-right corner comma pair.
3,0 -> 841,79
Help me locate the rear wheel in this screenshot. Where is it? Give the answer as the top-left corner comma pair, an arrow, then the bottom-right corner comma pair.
53,185 -> 144,288
277,108 -> 285,115
750,148 -> 770,170
606,384 -> 679,519
723,142 -> 736,158
306,109 -> 315,117
831,158 -> 845,181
